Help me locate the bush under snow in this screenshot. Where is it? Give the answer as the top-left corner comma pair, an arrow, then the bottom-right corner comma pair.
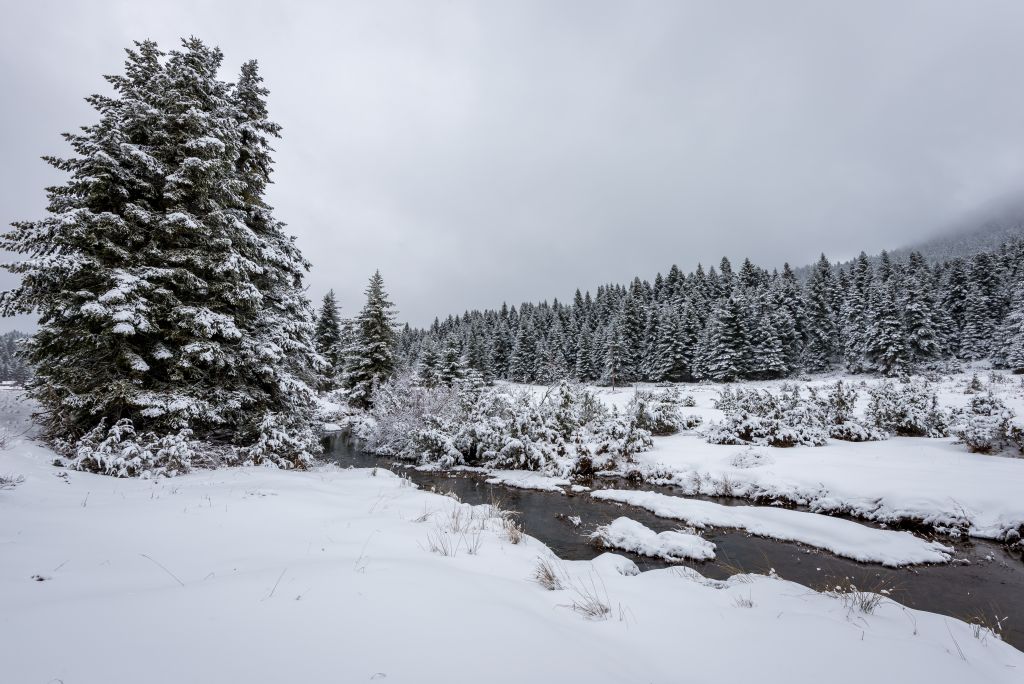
706,381 -> 884,448
363,375 -> 657,473
866,380 -> 949,438
953,393 -> 1022,455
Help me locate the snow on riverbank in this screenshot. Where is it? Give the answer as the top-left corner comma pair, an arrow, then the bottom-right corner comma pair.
517,372 -> 1024,541
592,490 -> 953,567
635,434 -> 1024,539
592,516 -> 716,561
2,431 -> 1023,681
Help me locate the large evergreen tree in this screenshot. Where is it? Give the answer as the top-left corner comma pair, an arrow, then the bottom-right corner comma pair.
0,39 -> 319,466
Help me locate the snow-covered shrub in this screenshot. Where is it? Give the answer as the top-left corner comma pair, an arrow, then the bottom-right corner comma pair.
964,374 -> 984,395
811,381 -> 886,442
592,412 -> 653,462
366,376 -> 649,472
231,412 -> 319,469
680,394 -> 697,407
866,380 -> 949,438
627,389 -> 685,436
365,372 -> 458,458
679,414 -> 704,431
57,419 -> 212,478
0,472 -> 24,490
705,387 -> 828,448
953,393 -> 1019,454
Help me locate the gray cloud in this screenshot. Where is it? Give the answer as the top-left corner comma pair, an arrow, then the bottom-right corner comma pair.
3,0 -> 1024,329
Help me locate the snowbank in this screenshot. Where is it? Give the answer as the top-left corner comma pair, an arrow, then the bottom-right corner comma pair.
2,430 -> 1022,682
483,469 -> 572,492
592,516 -> 716,561
592,489 -> 953,567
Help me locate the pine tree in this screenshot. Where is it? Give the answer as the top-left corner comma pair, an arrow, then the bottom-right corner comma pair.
437,336 -> 466,386
0,39 -> 319,465
601,319 -> 627,388
865,276 -> 907,376
902,252 -> 940,364
802,254 -> 838,371
961,253 -> 999,359
750,305 -> 787,379
700,296 -> 748,382
313,290 -> 343,384
573,317 -> 595,381
343,271 -> 397,409
509,317 -> 538,383
940,259 -> 969,355
490,316 -> 513,380
842,252 -> 873,372
619,286 -> 646,380
995,279 -> 1024,372
649,306 -> 691,381
416,339 -> 442,388
464,321 -> 493,382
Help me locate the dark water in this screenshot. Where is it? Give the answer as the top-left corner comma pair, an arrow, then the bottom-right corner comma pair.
323,435 -> 1024,650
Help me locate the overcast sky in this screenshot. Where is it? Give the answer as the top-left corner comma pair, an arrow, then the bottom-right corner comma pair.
2,0 -> 1024,330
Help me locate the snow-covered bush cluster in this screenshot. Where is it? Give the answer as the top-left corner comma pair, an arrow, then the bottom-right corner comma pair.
706,381 -> 882,448
706,386 -> 829,447
626,388 -> 689,436
0,472 -> 24,490
810,381 -> 888,442
865,380 -> 950,437
54,420 -> 213,478
953,393 -> 1023,455
362,376 -> 660,473
55,413 -> 317,479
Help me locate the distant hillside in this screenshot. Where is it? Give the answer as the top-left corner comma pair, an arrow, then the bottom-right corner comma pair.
889,216 -> 1024,265
794,202 -> 1024,278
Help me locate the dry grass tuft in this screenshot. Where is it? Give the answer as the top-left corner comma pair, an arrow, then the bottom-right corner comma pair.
424,530 -> 459,557
570,575 -> 612,620
823,577 -> 895,615
732,592 -> 755,608
502,518 -> 525,544
533,557 -> 565,591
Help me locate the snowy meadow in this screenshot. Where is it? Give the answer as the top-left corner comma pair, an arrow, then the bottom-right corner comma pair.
3,384 -> 1024,683
2,24 -> 1024,684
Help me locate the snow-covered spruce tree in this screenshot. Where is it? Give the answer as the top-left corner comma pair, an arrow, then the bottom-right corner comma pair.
649,306 -> 691,382
841,252 -> 873,372
437,335 -> 467,386
902,252 -> 941,365
343,270 -> 398,408
573,317 -> 596,382
510,317 -> 539,383
313,289 -> 343,383
865,276 -> 908,376
601,318 -> 628,388
700,295 -> 749,382
415,339 -> 442,388
0,39 -> 320,472
995,279 -> 1024,372
802,254 -> 838,371
490,315 -> 513,379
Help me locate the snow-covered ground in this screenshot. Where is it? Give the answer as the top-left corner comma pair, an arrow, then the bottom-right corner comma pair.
2,393 -> 1023,682
516,371 -> 1024,541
